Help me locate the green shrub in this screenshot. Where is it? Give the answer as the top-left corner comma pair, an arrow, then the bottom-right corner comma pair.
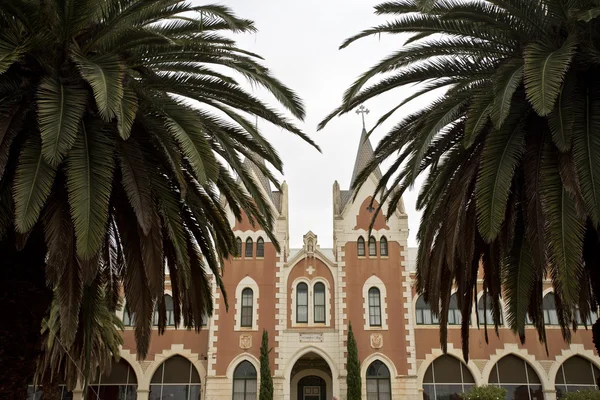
346,322 -> 361,400
461,386 -> 507,400
561,390 -> 600,400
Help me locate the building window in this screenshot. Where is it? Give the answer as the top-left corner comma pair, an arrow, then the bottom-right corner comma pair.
236,237 -> 242,257
28,384 -> 71,399
416,296 -> 439,325
555,356 -> 600,397
123,304 -> 135,327
201,313 -> 208,326
489,355 -> 543,400
369,287 -> 382,326
358,236 -> 365,256
245,238 -> 253,258
543,293 -> 559,325
153,294 -> 175,327
576,306 -> 599,326
241,288 -> 253,328
297,283 -> 309,323
87,359 -> 137,399
256,237 -> 264,257
233,361 -> 257,400
150,355 -> 201,400
314,282 -> 326,323
423,355 -> 475,400
448,293 -> 465,325
380,236 -> 388,256
477,293 -> 503,325
366,360 -> 391,400
369,236 -> 377,256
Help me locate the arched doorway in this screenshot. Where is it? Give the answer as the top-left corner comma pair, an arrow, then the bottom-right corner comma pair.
290,352 -> 332,400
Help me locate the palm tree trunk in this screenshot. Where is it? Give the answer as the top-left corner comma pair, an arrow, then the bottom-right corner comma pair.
0,229 -> 52,398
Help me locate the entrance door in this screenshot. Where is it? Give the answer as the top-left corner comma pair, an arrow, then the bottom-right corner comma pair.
303,386 -> 321,400
297,376 -> 326,400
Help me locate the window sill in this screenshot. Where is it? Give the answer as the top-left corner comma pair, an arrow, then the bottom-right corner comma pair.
380,256 -> 389,259
235,327 -> 258,332
357,256 -> 366,259
256,257 -> 264,260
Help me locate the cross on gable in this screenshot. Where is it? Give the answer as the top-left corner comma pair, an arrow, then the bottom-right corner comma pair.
355,104 -> 370,129
306,265 -> 315,275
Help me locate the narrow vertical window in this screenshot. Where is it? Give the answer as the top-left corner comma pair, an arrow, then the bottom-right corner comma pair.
369,287 -> 382,326
245,238 -> 253,258
314,282 -> 326,323
236,237 -> 242,257
241,288 -> 253,327
256,237 -> 264,257
357,236 -> 365,256
296,283 -> 308,323
369,236 -> 377,256
380,236 -> 388,256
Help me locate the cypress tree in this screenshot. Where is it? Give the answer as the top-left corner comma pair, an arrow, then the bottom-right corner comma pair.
346,322 -> 362,400
259,329 -> 274,400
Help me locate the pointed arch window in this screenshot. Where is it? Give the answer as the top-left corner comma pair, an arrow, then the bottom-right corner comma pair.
489,355 -> 542,400
233,361 -> 257,400
416,296 -> 439,325
380,236 -> 388,256
366,360 -> 391,400
555,356 -> 600,397
241,288 -> 253,328
448,293 -> 465,325
314,282 -> 326,323
358,236 -> 366,256
235,237 -> 242,257
369,236 -> 377,256
256,237 -> 264,258
245,238 -> 253,258
369,287 -> 382,326
543,293 -> 559,325
423,355 -> 475,400
88,359 -> 137,399
150,355 -> 200,400
296,283 -> 309,323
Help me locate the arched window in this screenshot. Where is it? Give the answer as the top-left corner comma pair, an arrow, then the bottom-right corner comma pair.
489,355 -> 542,400
235,237 -> 242,257
380,236 -> 388,256
477,294 -> 503,325
555,356 -> 600,397
416,296 -> 439,325
314,282 -> 326,323
369,236 -> 377,256
543,293 -> 559,325
153,294 -> 175,326
366,360 -> 391,400
233,361 -> 257,400
448,293 -> 464,325
358,236 -> 366,256
423,355 -> 475,400
245,238 -> 253,258
87,359 -> 137,399
150,355 -> 200,400
256,237 -> 264,258
296,283 -> 309,323
369,287 -> 382,327
123,304 -> 135,327
576,306 -> 599,326
240,288 -> 253,328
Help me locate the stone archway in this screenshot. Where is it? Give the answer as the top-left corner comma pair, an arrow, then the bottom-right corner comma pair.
289,352 -> 333,400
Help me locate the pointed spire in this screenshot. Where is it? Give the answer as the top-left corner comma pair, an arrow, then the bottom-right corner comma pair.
350,107 -> 382,189
242,152 -> 274,202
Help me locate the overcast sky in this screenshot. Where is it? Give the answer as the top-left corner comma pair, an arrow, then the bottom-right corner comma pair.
221,0 -> 429,249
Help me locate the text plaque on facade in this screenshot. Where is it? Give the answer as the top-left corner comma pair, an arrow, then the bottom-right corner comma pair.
299,333 -> 323,343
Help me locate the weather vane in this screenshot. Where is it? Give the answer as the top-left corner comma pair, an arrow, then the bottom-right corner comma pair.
355,104 -> 370,129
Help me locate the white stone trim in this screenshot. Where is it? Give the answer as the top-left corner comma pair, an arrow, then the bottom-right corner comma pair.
363,275 -> 388,330
207,277 -> 219,376
290,277 -> 332,327
403,269 -> 417,376
116,348 -> 145,388
225,353 -> 261,380
235,276 -> 259,331
283,346 -> 340,400
290,369 -> 333,400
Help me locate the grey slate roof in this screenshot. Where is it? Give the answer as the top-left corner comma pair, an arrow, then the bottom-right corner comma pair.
242,154 -> 274,203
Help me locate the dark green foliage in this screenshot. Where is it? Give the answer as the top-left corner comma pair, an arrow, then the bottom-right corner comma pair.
461,386 -> 507,400
346,322 -> 361,400
322,0 -> 600,361
562,390 -> 600,400
259,329 -> 273,400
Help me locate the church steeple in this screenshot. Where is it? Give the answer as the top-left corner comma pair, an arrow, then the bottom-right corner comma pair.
349,105 -> 382,190
242,152 -> 274,203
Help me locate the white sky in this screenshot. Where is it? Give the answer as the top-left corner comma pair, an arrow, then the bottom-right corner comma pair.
220,0 -> 430,248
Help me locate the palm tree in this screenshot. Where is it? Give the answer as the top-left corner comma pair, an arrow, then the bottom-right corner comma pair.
0,0 -> 316,395
35,272 -> 124,397
321,0 -> 600,360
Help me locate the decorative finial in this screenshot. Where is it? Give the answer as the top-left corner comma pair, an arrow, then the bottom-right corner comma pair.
355,104 -> 370,129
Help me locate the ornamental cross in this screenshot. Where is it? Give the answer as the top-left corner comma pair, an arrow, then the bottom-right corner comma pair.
356,104 -> 370,129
